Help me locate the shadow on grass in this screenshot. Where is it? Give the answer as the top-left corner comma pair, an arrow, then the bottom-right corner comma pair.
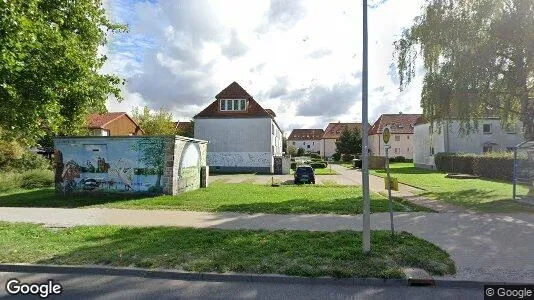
215,197 -> 408,215
419,189 -> 534,213
22,226 -> 454,278
0,188 -> 157,208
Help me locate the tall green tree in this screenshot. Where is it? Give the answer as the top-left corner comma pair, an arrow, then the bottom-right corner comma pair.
0,0 -> 125,144
132,106 -> 176,135
335,127 -> 362,155
395,0 -> 534,140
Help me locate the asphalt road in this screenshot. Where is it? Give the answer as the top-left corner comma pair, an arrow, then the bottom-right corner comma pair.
0,272 -> 482,300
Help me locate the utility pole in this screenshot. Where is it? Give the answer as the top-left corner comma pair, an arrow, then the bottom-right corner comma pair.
362,0 -> 371,254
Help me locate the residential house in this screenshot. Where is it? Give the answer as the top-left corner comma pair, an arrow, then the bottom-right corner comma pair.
368,113 -> 422,159
87,112 -> 143,136
193,82 -> 283,173
287,129 -> 324,153
320,122 -> 363,158
174,121 -> 194,137
414,118 -> 524,169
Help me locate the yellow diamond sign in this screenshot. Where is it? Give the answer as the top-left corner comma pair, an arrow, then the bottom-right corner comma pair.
383,127 -> 391,144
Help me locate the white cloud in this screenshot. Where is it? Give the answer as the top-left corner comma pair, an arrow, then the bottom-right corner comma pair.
103,0 -> 426,125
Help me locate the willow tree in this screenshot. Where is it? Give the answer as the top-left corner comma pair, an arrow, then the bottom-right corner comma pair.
0,0 -> 125,144
395,0 -> 534,140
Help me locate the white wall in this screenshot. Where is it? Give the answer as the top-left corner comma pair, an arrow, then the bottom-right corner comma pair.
414,120 -> 523,168
370,133 -> 414,159
448,120 -> 523,153
194,118 -> 280,170
288,139 -> 321,153
320,139 -> 337,158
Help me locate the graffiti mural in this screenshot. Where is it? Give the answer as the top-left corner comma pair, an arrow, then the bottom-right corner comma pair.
54,137 -> 167,193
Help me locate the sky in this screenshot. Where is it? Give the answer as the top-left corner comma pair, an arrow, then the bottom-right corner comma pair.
101,0 -> 426,134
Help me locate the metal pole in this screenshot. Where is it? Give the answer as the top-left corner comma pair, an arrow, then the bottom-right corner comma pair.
362,0 -> 371,254
513,147 -> 517,200
385,146 -> 394,235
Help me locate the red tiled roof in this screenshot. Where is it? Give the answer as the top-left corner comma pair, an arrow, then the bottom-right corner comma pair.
288,129 -> 325,140
174,121 -> 194,132
322,123 -> 362,139
194,82 -> 274,119
87,112 -> 127,129
215,81 -> 253,99
369,113 -> 422,135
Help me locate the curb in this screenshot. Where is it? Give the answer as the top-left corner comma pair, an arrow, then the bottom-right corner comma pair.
0,264 -> 529,288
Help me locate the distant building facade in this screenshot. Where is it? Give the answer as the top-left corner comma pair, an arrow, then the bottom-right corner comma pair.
414,118 -> 524,169
320,122 -> 362,158
287,129 -> 324,153
368,113 -> 422,159
87,112 -> 143,136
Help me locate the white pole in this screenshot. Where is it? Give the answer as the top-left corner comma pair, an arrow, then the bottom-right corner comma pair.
385,146 -> 395,235
362,0 -> 371,254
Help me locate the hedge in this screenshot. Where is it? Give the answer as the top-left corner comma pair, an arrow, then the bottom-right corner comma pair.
434,152 -> 517,181
434,153 -> 474,174
310,162 -> 327,169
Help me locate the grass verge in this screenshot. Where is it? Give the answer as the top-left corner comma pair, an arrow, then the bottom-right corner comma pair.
0,183 -> 423,214
371,163 -> 534,213
0,222 -> 456,278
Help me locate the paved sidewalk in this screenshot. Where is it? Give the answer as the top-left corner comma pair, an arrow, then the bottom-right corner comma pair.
0,207 -> 533,283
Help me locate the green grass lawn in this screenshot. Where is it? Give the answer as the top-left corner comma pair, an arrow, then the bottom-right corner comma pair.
0,222 -> 455,278
371,163 -> 534,213
0,183 -> 426,214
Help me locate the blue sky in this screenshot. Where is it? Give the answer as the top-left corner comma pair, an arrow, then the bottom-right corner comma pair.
102,0 -> 426,133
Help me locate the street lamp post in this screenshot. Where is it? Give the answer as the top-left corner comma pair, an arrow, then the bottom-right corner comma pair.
362,0 -> 371,254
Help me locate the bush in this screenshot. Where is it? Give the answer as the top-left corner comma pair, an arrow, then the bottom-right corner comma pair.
20,169 -> 54,189
472,152 -> 514,181
0,172 -> 23,193
309,153 -> 321,159
296,148 -> 305,156
435,152 -> 475,174
310,162 -> 327,169
435,152 -> 516,181
342,154 -> 355,162
10,152 -> 51,171
390,156 -> 406,163
0,169 -> 53,192
290,162 -> 297,170
332,152 -> 341,161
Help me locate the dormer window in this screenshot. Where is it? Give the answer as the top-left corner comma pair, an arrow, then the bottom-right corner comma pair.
220,99 -> 247,111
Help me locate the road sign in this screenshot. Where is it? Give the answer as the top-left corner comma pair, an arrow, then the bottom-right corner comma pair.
383,127 -> 391,144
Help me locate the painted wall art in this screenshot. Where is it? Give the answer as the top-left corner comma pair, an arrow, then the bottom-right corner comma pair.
54,137 -> 167,193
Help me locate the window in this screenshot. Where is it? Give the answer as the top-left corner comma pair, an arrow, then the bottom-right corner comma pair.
307,145 -> 310,149
394,135 -> 400,141
312,142 -> 314,145
407,148 -> 409,152
430,147 -> 435,155
292,141 -> 295,145
483,124 -> 492,134
483,145 -> 493,153
407,135 -> 410,140
394,148 -> 399,154
303,141 -> 306,145
272,124 -> 274,135
220,99 -> 247,111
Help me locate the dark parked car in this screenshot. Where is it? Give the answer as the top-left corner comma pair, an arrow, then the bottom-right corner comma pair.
294,165 -> 315,184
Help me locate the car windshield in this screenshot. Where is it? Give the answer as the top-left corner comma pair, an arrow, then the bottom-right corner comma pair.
296,167 -> 313,175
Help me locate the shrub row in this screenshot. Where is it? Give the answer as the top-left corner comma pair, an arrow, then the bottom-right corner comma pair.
0,169 -> 54,193
388,156 -> 413,163
434,152 -> 518,181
